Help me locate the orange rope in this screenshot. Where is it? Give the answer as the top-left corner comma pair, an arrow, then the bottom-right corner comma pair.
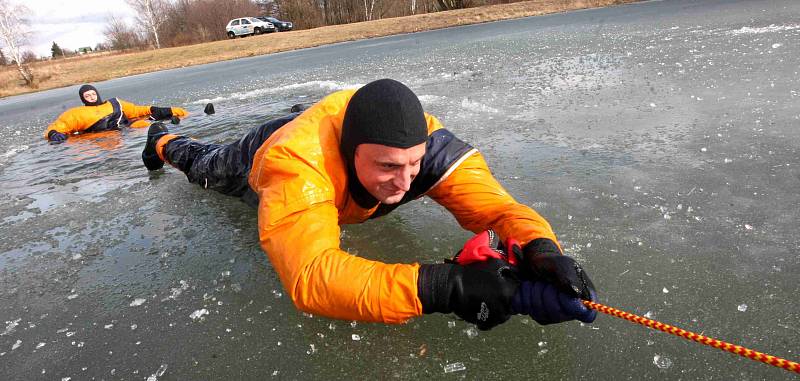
582,300 -> 800,374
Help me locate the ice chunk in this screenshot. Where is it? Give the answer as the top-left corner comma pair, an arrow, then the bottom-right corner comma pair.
1,319 -> 20,336
146,364 -> 168,381
351,334 -> 361,341
737,304 -> 748,312
36,342 -> 46,349
11,340 -> 21,350
130,298 -> 146,307
190,309 -> 209,321
463,327 -> 478,338
662,287 -> 669,294
653,354 -> 673,369
67,294 -> 78,300
443,362 -> 466,373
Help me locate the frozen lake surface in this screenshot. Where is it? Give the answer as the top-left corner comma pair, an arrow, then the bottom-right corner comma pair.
1,0 -> 798,379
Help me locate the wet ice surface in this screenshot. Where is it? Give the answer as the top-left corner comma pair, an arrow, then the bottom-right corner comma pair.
1,0 -> 800,379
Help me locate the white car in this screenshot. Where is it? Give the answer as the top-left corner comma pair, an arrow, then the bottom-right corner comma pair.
226,17 -> 275,38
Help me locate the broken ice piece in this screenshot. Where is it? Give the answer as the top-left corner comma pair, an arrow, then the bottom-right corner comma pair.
130,298 -> 146,307
443,362 -> 466,373
189,309 -> 209,321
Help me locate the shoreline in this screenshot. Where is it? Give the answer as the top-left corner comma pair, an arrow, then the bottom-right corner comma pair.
0,0 -> 640,98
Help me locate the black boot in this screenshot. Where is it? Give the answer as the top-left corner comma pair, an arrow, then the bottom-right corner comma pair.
142,122 -> 169,171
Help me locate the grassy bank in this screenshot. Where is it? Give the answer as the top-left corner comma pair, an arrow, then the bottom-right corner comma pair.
0,0 -> 639,98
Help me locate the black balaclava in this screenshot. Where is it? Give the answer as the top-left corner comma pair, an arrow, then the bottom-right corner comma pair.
340,78 -> 428,208
78,84 -> 103,106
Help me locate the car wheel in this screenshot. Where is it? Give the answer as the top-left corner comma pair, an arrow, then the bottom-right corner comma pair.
254,27 -> 262,35
227,31 -> 235,39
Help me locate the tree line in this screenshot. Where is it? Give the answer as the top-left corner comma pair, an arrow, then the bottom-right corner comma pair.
1,0 -> 524,86
108,0 -> 524,50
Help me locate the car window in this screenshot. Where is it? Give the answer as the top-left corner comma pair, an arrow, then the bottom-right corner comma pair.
267,18 -> 278,23
249,18 -> 260,23
231,20 -> 240,26
242,19 -> 251,25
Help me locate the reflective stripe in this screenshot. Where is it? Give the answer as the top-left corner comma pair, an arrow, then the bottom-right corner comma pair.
429,148 -> 477,190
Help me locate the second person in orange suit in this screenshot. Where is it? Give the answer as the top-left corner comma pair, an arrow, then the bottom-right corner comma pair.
44,84 -> 188,143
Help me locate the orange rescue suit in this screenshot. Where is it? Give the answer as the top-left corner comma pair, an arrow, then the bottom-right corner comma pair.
43,99 -> 187,139
249,89 -> 559,324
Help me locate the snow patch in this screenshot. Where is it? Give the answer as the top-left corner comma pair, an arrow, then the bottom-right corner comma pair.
461,98 -> 498,113
193,81 -> 361,104
726,24 -> 800,35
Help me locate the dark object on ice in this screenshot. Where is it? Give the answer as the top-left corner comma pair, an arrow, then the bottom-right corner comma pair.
142,122 -> 170,171
204,103 -> 215,115
290,103 -> 308,113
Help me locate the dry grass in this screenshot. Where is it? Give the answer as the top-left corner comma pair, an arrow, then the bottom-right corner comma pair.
0,0 -> 639,98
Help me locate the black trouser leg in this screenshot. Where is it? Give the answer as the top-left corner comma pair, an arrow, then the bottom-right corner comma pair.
161,113 -> 299,204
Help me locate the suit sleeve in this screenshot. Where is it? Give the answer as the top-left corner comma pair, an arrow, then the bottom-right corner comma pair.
119,99 -> 154,119
43,109 -> 83,139
426,151 -> 560,247
253,152 -> 423,324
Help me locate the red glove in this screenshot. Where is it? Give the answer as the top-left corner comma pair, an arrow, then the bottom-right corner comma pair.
449,229 -> 521,266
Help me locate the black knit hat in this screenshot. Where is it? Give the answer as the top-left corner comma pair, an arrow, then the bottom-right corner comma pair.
340,79 -> 428,208
78,84 -> 102,106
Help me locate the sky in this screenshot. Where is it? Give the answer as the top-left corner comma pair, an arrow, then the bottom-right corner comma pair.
23,0 -> 137,57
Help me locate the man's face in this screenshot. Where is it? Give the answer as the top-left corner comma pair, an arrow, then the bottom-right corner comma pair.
82,90 -> 98,104
354,142 -> 426,205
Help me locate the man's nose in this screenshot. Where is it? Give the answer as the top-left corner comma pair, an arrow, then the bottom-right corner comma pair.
393,166 -> 413,191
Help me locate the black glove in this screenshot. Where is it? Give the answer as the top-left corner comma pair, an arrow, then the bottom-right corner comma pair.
521,239 -> 596,301
512,281 -> 597,325
47,130 -> 67,143
418,259 -> 519,331
149,106 -> 173,120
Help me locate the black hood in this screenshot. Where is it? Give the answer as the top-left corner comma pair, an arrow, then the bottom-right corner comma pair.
78,84 -> 103,106
340,79 -> 428,208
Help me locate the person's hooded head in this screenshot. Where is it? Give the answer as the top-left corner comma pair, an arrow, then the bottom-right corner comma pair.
340,79 -> 428,207
78,84 -> 102,106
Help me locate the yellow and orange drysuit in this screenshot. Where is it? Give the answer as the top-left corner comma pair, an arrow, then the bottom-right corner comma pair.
226,89 -> 559,324
44,99 -> 187,140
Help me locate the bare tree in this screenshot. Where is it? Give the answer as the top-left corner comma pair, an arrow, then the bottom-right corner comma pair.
363,0 -> 376,21
274,0 -> 325,28
0,0 -> 33,85
104,15 -> 148,50
434,0 -> 475,10
126,0 -> 169,49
